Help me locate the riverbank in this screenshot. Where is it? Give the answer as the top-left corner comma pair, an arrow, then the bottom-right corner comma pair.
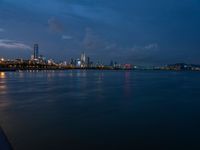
0,127 -> 13,150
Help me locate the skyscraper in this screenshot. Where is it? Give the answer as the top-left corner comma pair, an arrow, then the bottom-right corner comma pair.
80,52 -> 86,67
81,52 -> 86,63
87,57 -> 90,68
34,44 -> 39,59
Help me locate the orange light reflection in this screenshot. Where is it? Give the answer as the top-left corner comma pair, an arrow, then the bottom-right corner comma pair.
0,72 -> 6,79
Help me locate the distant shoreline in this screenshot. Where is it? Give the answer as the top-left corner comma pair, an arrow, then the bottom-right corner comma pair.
1,68 -> 200,72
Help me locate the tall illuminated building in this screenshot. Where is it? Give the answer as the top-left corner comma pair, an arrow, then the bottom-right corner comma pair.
34,44 -> 39,59
76,59 -> 81,67
81,52 -> 86,63
80,52 -> 86,67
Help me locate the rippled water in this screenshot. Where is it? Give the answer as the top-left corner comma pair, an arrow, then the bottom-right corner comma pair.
0,70 -> 200,150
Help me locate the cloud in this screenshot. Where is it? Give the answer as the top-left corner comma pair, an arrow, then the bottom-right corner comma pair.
66,4 -> 121,25
131,43 -> 158,52
0,28 -> 5,32
48,17 -> 64,33
62,35 -> 73,40
0,39 -> 31,50
99,42 -> 160,63
121,43 -> 160,64
83,28 -> 105,50
144,43 -> 158,49
81,28 -> 159,62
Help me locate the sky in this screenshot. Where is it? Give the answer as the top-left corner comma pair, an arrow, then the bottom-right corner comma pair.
0,0 -> 200,65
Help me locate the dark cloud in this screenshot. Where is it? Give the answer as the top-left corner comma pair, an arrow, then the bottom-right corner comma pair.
48,17 -> 64,33
83,28 -> 105,50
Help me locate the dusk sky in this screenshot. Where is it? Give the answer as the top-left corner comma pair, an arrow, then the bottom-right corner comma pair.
0,0 -> 200,65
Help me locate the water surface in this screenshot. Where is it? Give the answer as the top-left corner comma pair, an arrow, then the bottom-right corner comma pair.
0,70 -> 200,150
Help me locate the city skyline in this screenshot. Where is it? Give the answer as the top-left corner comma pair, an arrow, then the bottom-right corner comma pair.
1,43 -> 200,71
0,0 -> 200,65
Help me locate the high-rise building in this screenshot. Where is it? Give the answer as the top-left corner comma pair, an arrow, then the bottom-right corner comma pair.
87,57 -> 90,68
76,59 -> 81,67
34,44 -> 39,59
110,60 -> 114,67
81,52 -> 86,63
70,58 -> 74,66
80,52 -> 86,67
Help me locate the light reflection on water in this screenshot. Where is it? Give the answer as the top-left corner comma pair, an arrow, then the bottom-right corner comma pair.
124,71 -> 131,97
0,72 -> 7,93
0,72 -> 6,79
0,72 -> 11,110
0,70 -> 200,150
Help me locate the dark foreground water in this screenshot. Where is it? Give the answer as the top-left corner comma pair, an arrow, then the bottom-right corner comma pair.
0,70 -> 200,150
